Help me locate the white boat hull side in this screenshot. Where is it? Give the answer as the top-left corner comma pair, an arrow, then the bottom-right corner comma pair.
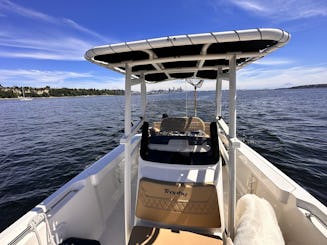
0,136 -> 141,245
234,141 -> 327,244
1,134 -> 326,244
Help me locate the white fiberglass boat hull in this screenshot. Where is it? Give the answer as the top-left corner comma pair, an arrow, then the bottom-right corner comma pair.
1,133 -> 326,244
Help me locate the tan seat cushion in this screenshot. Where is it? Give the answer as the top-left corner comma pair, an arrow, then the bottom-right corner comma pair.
159,117 -> 206,132
184,117 -> 205,132
160,117 -> 187,132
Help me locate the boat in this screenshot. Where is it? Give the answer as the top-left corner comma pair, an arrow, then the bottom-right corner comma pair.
0,28 -> 326,245
19,87 -> 33,101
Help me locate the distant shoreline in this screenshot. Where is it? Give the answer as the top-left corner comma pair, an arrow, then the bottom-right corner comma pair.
0,86 -> 124,99
1,84 -> 326,99
0,85 -> 183,98
0,94 -> 122,100
277,84 -> 327,90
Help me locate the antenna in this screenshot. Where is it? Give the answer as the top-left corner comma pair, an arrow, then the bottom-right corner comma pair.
186,79 -> 204,117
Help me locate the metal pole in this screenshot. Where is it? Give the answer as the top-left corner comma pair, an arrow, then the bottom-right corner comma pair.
124,64 -> 132,244
228,54 -> 237,239
194,87 -> 197,117
140,74 -> 146,119
216,67 -> 223,120
185,84 -> 188,117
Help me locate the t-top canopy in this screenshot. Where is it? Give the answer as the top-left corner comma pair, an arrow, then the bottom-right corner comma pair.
85,28 -> 290,82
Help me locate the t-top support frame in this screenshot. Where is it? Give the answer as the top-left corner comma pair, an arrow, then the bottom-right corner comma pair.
122,67 -> 147,244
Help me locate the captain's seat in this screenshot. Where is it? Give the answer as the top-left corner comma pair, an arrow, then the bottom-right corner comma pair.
140,119 -> 219,165
160,116 -> 206,132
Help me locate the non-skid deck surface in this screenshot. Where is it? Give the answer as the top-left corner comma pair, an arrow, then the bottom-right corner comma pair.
128,226 -> 222,245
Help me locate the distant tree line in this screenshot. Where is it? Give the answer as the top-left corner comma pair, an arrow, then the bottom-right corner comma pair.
288,84 -> 327,89
47,88 -> 124,97
0,85 -> 124,98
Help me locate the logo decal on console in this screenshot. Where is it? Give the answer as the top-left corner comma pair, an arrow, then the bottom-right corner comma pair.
164,188 -> 187,196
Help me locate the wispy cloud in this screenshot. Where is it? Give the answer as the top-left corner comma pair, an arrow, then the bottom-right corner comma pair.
1,64 -> 326,90
0,68 -> 125,89
219,0 -> 327,21
253,58 -> 293,66
0,0 -> 109,60
62,18 -> 108,43
0,35 -> 93,60
237,65 -> 327,89
233,1 -> 266,12
0,69 -> 91,84
0,0 -> 56,22
0,50 -> 82,61
147,64 -> 327,91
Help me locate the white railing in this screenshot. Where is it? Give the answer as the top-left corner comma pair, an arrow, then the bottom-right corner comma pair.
217,117 -> 229,137
8,213 -> 55,245
217,118 -> 230,165
297,199 -> 327,229
120,118 -> 144,144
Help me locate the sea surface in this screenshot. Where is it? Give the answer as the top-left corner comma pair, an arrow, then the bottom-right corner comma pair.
0,88 -> 326,232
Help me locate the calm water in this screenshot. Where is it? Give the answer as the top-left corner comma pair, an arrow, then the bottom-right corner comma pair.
0,88 -> 326,231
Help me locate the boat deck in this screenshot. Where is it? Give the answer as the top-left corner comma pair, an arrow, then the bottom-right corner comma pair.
128,226 -> 222,244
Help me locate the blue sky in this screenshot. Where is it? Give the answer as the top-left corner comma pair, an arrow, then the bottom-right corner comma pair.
0,0 -> 327,90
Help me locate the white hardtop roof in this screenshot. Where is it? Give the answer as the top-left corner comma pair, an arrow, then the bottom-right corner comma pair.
85,28 -> 290,83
